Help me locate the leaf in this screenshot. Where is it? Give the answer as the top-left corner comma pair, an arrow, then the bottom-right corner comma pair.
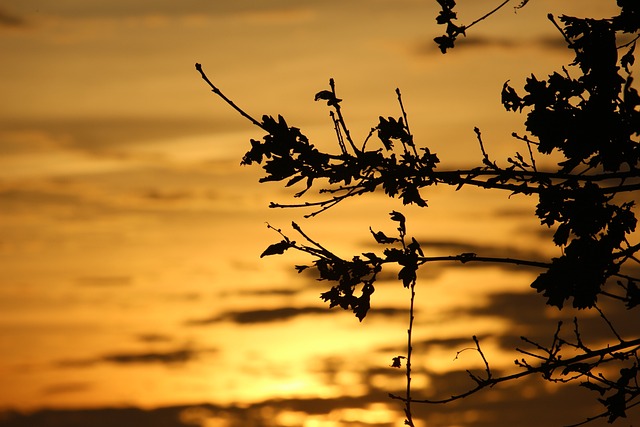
562,363 -> 591,375
362,252 -> 383,263
314,90 -> 341,106
389,211 -> 406,233
398,265 -> 416,288
621,42 -> 635,73
369,227 -> 398,244
314,90 -> 334,101
625,280 -> 640,309
501,80 -> 523,112
580,381 -> 607,396
391,355 -> 405,368
409,237 -> 424,257
353,294 -> 371,321
553,223 -> 571,246
260,240 -> 292,258
434,35 -> 455,54
285,175 -> 305,187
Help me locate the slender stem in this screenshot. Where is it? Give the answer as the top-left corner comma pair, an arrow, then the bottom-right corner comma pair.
390,337 -> 640,405
195,63 -> 265,130
547,14 -> 573,47
525,139 -> 538,172
405,278 -> 416,427
466,0 -> 511,30
396,88 -> 419,157
418,254 -> 550,269
329,78 -> 360,155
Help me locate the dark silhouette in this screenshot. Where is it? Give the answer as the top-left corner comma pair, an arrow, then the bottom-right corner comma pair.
197,1 -> 639,425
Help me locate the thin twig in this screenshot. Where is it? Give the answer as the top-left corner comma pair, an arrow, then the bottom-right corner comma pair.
466,0 -> 511,30
404,276 -> 417,427
594,304 -> 624,343
329,78 -> 360,155
396,88 -> 419,157
390,338 -> 640,405
195,63 -> 265,130
329,111 -> 348,155
547,14 -> 573,47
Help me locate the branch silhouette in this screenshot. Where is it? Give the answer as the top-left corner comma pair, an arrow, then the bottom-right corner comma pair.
197,1 -> 640,425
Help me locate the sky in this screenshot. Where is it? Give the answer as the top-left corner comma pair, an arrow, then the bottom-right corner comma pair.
0,1 -> 638,426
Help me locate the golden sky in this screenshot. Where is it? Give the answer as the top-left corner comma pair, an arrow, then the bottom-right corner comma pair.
0,1 -> 637,426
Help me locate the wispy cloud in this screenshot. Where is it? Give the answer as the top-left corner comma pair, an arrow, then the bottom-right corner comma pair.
135,333 -> 173,343
56,346 -> 213,367
413,35 -> 569,55
0,7 -> 26,28
40,382 -> 92,396
5,380 -> 632,427
187,305 -> 406,325
187,306 -> 329,325
75,276 -> 133,287
235,7 -> 315,25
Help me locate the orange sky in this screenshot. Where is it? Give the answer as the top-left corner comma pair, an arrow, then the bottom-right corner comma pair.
0,1 -> 638,427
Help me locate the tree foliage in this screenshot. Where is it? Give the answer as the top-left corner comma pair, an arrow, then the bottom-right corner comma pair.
197,1 -> 640,425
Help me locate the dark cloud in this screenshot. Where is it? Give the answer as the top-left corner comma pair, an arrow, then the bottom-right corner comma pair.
0,8 -> 26,27
0,396 -> 397,427
0,117 -> 237,155
187,306 -> 328,325
414,35 -> 568,55
0,172 -> 228,221
380,369 -> 614,427
75,276 -> 132,287
3,379 -> 638,427
56,346 -> 211,367
101,349 -> 198,365
464,291 -> 547,324
235,287 -> 300,297
135,333 -> 173,343
40,382 -> 92,396
375,335 -> 491,355
452,289 -> 639,353
0,188 -> 85,212
142,189 -> 192,202
187,305 -> 406,325
5,1 -> 313,20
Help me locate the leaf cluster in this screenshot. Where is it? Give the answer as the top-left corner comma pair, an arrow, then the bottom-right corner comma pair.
260,212 -> 423,322
241,85 -> 440,213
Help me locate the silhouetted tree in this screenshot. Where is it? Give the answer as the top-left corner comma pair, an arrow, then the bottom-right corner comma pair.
197,1 -> 639,425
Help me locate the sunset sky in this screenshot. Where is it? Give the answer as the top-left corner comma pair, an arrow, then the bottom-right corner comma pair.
1,1 -> 638,426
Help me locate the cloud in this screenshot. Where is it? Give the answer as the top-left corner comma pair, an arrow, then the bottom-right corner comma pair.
237,287 -> 300,297
235,7 -> 314,25
75,276 -> 133,287
187,305 -> 406,325
40,382 -> 92,396
0,117 -> 232,156
135,333 -> 173,343
0,7 -> 26,27
453,289 -> 638,352
56,346 -> 212,367
187,306 -> 329,325
412,35 -> 569,55
101,349 -> 198,365
4,381 -> 636,427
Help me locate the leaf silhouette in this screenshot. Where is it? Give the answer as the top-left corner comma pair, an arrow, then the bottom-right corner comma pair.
260,240 -> 292,258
